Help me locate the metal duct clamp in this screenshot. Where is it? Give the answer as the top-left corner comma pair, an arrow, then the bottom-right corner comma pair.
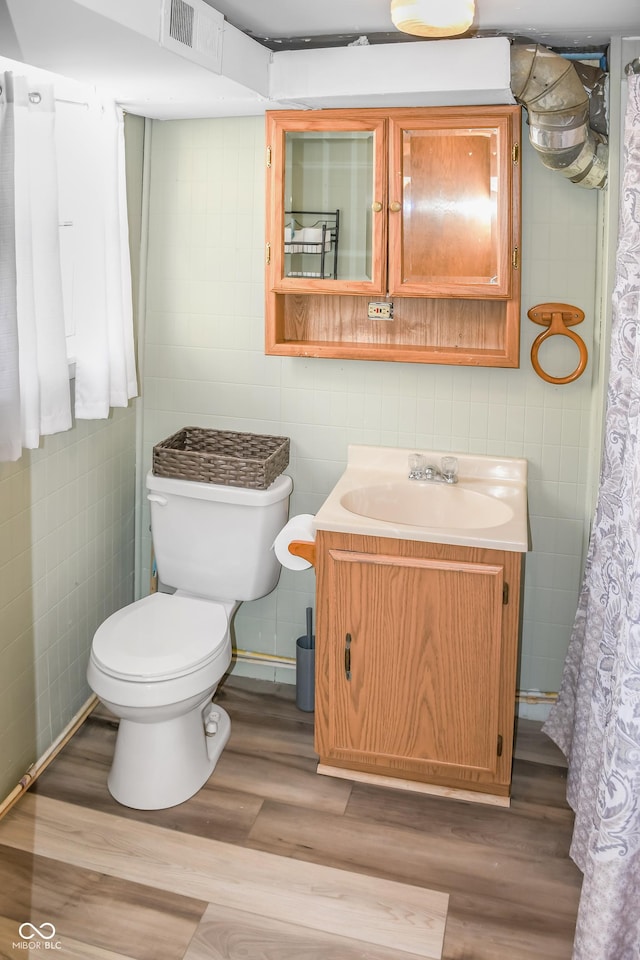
528,302 -> 588,384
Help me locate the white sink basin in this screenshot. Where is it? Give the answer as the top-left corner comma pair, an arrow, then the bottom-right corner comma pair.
313,445 -> 529,552
341,481 -> 514,530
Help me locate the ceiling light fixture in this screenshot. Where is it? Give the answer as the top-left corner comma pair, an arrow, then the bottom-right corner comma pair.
390,0 -> 475,38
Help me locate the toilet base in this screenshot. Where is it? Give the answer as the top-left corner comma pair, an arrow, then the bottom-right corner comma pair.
107,699 -> 231,810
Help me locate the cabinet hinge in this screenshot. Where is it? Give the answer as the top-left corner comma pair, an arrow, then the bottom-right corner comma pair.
266,146 -> 272,168
512,143 -> 520,165
503,582 -> 509,605
497,734 -> 504,757
265,242 -> 271,265
512,247 -> 519,270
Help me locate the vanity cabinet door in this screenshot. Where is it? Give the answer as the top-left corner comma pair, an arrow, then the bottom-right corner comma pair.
315,533 -> 521,795
387,108 -> 519,298
266,112 -> 387,295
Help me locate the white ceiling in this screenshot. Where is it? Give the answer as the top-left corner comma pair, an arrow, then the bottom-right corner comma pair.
203,0 -> 639,50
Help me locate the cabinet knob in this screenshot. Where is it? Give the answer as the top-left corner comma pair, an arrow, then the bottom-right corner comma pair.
372,201 -> 383,213
389,201 -> 402,213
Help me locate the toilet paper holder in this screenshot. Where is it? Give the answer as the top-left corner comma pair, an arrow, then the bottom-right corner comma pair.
274,514 -> 317,570
288,540 -> 316,567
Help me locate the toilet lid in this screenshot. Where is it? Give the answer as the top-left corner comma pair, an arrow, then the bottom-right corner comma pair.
92,593 -> 229,681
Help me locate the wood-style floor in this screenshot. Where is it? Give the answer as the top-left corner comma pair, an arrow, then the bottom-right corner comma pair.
0,676 -> 581,960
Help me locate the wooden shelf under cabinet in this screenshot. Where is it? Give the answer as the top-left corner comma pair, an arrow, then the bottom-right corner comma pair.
270,293 -> 520,366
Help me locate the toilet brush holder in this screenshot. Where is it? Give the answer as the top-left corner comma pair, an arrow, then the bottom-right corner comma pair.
295,606 -> 315,712
296,636 -> 315,712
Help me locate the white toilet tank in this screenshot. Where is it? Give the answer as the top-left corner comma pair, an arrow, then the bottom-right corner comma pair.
147,470 -> 293,601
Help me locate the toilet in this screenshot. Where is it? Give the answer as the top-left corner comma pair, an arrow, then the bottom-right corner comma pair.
87,469 -> 292,810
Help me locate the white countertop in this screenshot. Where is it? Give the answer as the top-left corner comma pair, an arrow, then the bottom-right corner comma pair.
313,445 -> 529,553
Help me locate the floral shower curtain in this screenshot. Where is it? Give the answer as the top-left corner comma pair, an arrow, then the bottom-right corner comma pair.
543,74 -> 640,960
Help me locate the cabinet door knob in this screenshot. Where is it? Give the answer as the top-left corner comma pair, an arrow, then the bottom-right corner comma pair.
389,201 -> 402,213
344,633 -> 352,681
372,201 -> 383,213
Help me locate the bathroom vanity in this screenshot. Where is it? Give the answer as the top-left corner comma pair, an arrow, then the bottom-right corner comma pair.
311,446 -> 528,803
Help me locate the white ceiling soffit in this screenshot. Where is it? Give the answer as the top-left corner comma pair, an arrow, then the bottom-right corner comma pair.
271,38 -> 513,109
0,0 -> 273,118
0,0 -> 561,119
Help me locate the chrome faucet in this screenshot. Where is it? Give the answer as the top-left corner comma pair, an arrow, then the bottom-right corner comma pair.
408,455 -> 458,484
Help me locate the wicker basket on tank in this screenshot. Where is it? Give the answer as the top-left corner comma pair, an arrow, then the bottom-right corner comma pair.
152,427 -> 290,490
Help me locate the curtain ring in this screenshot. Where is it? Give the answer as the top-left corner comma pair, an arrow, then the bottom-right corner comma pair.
528,302 -> 588,385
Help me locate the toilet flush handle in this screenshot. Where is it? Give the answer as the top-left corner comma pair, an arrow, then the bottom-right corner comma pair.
147,493 -> 168,506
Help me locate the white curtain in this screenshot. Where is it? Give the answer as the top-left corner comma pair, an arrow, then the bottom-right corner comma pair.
0,71 -> 138,462
73,95 -> 138,419
0,75 -> 21,461
544,74 -> 640,960
0,72 -> 71,456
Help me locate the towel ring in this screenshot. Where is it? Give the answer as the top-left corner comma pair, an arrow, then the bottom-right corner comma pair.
528,302 -> 588,385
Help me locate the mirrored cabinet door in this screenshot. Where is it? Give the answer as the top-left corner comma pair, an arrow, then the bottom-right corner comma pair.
387,111 -> 518,298
267,114 -> 387,294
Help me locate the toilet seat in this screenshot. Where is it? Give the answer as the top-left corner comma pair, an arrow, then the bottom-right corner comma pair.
92,593 -> 229,682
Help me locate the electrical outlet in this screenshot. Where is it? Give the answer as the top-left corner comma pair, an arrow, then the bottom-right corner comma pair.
368,301 -> 393,320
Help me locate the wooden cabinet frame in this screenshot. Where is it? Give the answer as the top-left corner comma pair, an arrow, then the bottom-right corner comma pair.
265,106 -> 522,367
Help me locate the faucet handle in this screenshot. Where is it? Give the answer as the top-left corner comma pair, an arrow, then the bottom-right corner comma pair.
441,456 -> 459,483
408,454 -> 426,479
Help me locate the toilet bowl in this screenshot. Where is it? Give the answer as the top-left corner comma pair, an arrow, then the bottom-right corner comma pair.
88,468 -> 293,810
87,592 -> 235,810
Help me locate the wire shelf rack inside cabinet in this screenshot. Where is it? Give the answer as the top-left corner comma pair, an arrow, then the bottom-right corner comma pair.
284,210 -> 339,279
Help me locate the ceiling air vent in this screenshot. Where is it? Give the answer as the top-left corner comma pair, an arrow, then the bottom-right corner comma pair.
161,0 -> 224,73
169,0 -> 194,47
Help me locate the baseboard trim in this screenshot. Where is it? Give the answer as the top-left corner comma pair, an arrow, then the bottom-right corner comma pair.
0,695 -> 98,821
316,763 -> 511,807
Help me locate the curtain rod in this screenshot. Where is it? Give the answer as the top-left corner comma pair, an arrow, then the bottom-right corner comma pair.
0,84 -> 89,107
28,92 -> 90,107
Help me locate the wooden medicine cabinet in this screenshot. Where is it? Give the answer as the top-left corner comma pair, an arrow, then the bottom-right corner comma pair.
265,106 -> 522,367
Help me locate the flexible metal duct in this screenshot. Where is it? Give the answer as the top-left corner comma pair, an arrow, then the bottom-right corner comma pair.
510,43 -> 608,189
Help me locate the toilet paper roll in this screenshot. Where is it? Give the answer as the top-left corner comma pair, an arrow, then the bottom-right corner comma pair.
273,514 -> 316,571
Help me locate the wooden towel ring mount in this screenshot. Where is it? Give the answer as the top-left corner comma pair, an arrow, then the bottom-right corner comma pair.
528,302 -> 588,385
